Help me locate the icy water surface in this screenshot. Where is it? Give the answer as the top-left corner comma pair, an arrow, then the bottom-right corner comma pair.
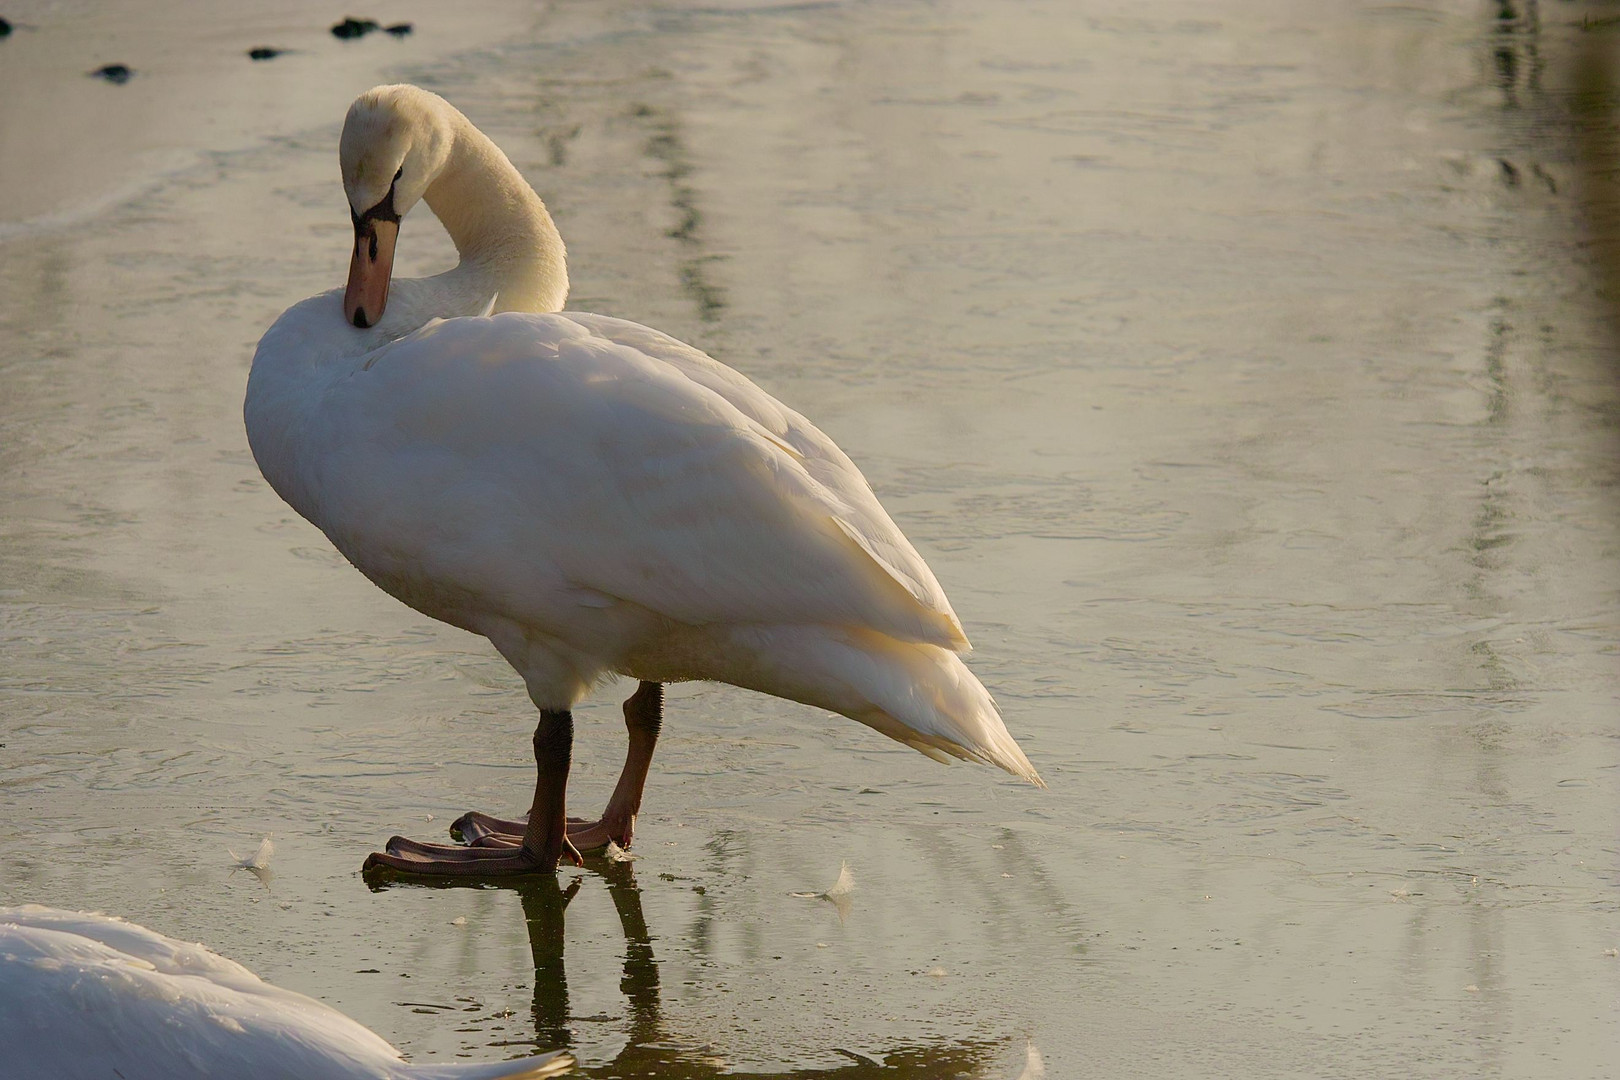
2,1 -> 1617,1076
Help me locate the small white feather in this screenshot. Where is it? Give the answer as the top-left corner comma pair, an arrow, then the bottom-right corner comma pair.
228,837 -> 274,871
823,860 -> 855,901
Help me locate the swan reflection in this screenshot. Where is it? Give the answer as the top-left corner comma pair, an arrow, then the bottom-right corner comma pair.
372,859 -> 1002,1078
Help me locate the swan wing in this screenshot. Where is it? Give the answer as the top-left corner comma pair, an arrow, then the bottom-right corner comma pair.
562,312 -> 967,646
300,312 -> 967,649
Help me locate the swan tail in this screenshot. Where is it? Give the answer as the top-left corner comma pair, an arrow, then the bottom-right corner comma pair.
398,1050 -> 573,1079
730,626 -> 1044,787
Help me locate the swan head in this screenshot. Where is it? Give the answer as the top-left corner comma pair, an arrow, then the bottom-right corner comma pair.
338,85 -> 454,328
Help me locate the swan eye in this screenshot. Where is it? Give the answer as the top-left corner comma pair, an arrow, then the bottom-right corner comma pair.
394,167 -> 403,182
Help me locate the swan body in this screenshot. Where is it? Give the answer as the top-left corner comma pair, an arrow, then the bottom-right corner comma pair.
245,85 -> 1039,874
0,906 -> 571,1080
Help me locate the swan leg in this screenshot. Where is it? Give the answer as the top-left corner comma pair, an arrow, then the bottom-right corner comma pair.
569,680 -> 662,851
362,710 -> 582,876
449,681 -> 664,852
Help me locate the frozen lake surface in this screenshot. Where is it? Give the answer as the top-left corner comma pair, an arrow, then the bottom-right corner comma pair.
1,1 -> 1616,1076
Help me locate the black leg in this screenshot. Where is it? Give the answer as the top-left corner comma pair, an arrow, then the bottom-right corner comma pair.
522,708 -> 582,869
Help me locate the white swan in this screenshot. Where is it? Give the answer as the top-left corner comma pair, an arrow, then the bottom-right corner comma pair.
245,84 -> 1041,876
0,906 -> 572,1080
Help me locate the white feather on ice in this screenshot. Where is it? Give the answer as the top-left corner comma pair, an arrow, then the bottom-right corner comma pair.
229,838 -> 274,871
1014,1042 -> 1046,1080
791,861 -> 856,922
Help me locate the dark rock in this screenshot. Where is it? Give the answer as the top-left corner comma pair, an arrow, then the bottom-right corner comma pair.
247,46 -> 285,61
384,22 -> 412,37
331,16 -> 379,39
0,17 -> 13,38
91,64 -> 133,84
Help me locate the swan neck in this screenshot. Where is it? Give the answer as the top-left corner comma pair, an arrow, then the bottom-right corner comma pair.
424,118 -> 568,314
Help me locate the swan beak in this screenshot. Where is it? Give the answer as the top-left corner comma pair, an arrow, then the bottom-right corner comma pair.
344,214 -> 398,329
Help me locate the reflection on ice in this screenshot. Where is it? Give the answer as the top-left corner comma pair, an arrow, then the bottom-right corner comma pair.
374,860 -> 1012,1079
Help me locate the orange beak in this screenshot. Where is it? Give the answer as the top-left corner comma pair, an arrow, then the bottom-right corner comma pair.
344,194 -> 399,329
